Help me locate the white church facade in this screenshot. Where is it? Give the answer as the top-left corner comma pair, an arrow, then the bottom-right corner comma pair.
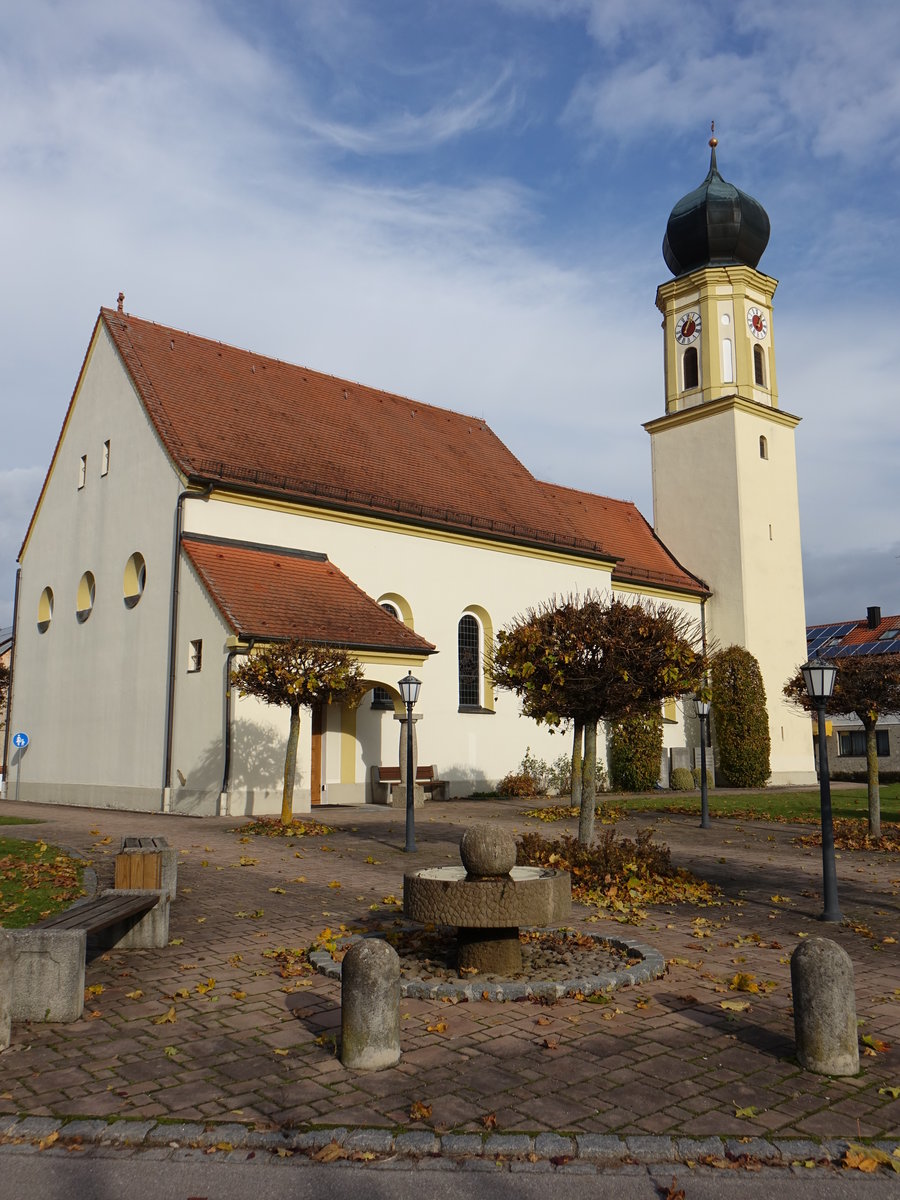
4,142 -> 816,816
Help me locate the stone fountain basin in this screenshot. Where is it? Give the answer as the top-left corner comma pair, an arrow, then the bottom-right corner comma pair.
403,865 -> 570,928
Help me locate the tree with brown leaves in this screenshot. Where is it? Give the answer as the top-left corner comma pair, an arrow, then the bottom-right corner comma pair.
492,594 -> 704,844
785,654 -> 900,839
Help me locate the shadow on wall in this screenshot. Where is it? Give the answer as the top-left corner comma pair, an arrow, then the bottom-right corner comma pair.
186,718 -> 287,798
442,763 -> 492,796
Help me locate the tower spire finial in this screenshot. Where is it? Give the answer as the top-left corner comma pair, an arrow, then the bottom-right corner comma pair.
708,120 -> 718,171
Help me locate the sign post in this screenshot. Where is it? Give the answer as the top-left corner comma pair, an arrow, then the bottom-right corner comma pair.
11,732 -> 28,804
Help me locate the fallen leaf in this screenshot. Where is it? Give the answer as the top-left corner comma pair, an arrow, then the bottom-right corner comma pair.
273,1048 -> 289,1057
152,1006 -> 177,1025
733,1104 -> 759,1119
720,999 -> 751,1012
313,1141 -> 347,1163
409,1100 -> 432,1121
268,887 -> 286,895
482,1112 -> 497,1129
426,1020 -> 448,1034
664,1177 -> 686,1200
38,1131 -> 59,1151
164,1045 -> 178,1059
125,989 -> 144,1000
230,990 -> 247,1000
878,1086 -> 900,1099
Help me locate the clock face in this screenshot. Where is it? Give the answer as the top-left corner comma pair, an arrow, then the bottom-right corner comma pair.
675,311 -> 701,344
747,307 -> 768,339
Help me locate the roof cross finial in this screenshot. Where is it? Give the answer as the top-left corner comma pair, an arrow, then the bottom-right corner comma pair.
708,121 -> 718,172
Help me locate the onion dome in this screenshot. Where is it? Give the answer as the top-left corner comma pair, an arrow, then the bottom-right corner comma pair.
663,137 -> 770,277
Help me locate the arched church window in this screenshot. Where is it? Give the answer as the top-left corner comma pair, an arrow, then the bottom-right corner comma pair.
458,614 -> 481,708
759,435 -> 768,460
754,344 -> 766,387
372,601 -> 402,708
682,346 -> 698,390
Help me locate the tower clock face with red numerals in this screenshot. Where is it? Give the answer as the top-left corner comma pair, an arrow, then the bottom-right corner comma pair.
675,311 -> 701,344
747,307 -> 768,338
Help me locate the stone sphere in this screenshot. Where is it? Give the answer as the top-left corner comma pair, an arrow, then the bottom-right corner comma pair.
459,824 -> 516,877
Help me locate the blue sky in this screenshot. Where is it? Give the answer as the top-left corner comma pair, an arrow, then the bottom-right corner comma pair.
1,0 -> 898,629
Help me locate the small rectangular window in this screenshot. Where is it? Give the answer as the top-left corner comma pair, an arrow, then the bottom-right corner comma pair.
101,440 -> 110,476
188,639 -> 203,672
838,730 -> 889,757
78,455 -> 87,489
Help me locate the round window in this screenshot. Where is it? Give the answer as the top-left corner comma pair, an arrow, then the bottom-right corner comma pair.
123,552 -> 147,609
76,571 -> 96,623
37,586 -> 54,633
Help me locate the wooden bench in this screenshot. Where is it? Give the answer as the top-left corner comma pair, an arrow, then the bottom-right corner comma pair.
10,887 -> 170,1024
370,764 -> 448,805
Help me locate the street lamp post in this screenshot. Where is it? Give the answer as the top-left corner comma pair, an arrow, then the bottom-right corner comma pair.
398,672 -> 422,854
695,696 -> 711,829
801,657 -> 842,922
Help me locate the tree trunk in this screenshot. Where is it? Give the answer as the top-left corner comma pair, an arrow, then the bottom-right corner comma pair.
570,721 -> 584,811
281,703 -> 301,826
864,721 -> 881,840
578,721 -> 597,845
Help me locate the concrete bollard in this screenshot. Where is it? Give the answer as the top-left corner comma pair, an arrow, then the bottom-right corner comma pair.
791,937 -> 859,1076
340,938 -> 401,1070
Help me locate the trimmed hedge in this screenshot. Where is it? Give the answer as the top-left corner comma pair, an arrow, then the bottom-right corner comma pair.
609,712 -> 663,792
670,766 -> 695,791
710,646 -> 771,787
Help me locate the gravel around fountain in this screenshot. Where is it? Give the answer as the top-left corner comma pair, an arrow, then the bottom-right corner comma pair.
311,923 -> 666,1001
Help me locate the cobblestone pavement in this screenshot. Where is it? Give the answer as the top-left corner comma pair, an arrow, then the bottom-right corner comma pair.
1,794 -> 898,1154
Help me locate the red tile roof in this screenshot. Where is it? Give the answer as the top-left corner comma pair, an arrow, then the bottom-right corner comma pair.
182,535 -> 436,653
807,613 -> 900,656
46,307 -> 704,596
537,481 -> 706,595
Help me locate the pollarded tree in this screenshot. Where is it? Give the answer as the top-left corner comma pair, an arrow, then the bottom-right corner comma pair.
784,654 -> 900,839
710,646 -> 771,787
231,640 -> 367,825
491,594 -> 704,844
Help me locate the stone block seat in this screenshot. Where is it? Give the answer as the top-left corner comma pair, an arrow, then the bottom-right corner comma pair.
9,869 -> 172,1024
370,764 -> 448,805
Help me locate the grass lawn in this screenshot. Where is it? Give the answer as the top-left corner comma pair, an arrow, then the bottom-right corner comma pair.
0,815 -> 42,826
0,836 -> 85,928
615,782 -> 900,824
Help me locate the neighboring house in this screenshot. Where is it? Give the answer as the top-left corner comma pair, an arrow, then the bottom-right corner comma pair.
5,144 -> 816,815
807,608 -> 900,775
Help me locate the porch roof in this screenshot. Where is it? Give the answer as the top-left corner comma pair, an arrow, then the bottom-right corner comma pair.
182,534 -> 436,655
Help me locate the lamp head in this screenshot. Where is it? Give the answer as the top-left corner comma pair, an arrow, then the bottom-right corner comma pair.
398,672 -> 422,708
801,658 -> 837,704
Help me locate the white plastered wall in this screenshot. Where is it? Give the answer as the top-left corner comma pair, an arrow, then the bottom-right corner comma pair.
649,403 -> 816,784
10,324 -> 183,810
182,497 -> 705,811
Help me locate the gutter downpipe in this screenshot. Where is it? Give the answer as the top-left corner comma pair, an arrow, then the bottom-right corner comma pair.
1,568 -> 21,800
221,638 -> 254,816
163,482 -> 213,811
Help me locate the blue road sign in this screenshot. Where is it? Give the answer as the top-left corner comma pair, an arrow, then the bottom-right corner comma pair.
12,732 -> 29,749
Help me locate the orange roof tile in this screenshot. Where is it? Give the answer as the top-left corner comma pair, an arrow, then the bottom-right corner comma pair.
537,481 -> 707,595
182,535 -> 436,653
82,307 -> 704,596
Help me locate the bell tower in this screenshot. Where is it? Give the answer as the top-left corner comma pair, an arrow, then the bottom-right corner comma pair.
645,134 -> 816,785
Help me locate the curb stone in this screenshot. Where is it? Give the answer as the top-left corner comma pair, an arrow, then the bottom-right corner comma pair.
0,1117 -> 890,1173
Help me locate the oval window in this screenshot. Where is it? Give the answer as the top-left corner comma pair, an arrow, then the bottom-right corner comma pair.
37,586 -> 54,633
76,571 -> 96,623
123,552 -> 147,609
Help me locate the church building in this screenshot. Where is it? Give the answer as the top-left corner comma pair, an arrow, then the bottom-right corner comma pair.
4,141 -> 816,815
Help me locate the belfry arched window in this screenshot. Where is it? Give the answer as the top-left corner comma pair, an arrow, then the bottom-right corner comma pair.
754,344 -> 766,387
759,435 -> 769,460
458,614 -> 481,708
682,346 -> 699,390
